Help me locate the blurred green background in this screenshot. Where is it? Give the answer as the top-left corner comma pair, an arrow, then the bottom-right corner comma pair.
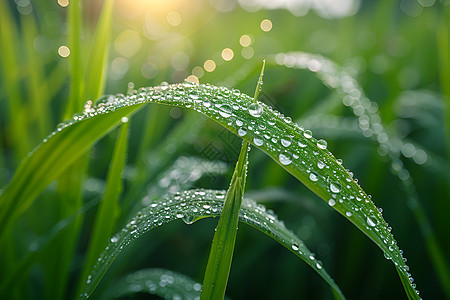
0,0 -> 449,299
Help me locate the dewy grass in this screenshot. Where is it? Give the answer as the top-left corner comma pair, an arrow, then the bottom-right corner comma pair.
79,189 -> 344,299
0,82 -> 419,299
273,51 -> 449,296
1,2 -> 446,299
201,60 -> 264,300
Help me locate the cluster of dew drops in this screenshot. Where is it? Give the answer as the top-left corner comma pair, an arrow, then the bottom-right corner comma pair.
117,269 -> 202,300
84,189 -> 327,294
53,79 -> 418,297
275,52 -> 419,295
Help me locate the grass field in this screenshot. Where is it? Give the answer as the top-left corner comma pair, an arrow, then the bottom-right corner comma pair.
0,0 -> 449,299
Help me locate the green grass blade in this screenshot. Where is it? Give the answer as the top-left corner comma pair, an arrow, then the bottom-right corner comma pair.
0,105 -> 143,238
0,82 -> 417,298
77,120 -> 129,295
21,14 -> 50,138
65,0 -> 84,118
80,189 -> 344,299
201,141 -> 249,300
0,1 -> 31,161
84,0 -> 114,101
0,196 -> 99,297
105,268 -> 203,300
45,157 -> 87,300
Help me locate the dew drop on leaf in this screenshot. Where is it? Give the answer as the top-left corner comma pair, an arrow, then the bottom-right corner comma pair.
281,137 -> 291,147
309,172 -> 319,182
218,104 -> 232,118
298,140 -> 307,148
328,199 -> 336,206
366,216 -> 377,227
330,182 -> 341,193
253,136 -> 264,146
303,130 -> 313,138
279,151 -> 293,165
238,127 -> 247,136
317,139 -> 327,149
248,103 -> 263,117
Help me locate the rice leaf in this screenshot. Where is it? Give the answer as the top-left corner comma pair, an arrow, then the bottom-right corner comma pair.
84,0 -> 114,101
80,189 -> 344,299
77,120 -> 130,294
201,141 -> 249,300
0,82 -> 418,298
105,268 -> 203,300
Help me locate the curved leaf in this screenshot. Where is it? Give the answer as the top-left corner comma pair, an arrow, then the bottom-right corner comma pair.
105,268 -> 202,300
80,189 -> 344,299
1,81 -> 417,298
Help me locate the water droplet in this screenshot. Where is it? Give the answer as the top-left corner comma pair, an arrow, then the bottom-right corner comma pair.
317,161 -> 326,169
317,139 -> 327,149
346,211 -> 352,217
238,127 -> 247,136
281,137 -> 291,147
330,182 -> 341,193
235,118 -> 244,126
248,103 -> 263,117
303,130 -> 312,138
182,215 -> 195,224
328,199 -> 336,206
366,216 -> 377,227
279,152 -> 293,165
268,117 -> 276,125
298,140 -> 307,147
253,136 -> 264,146
309,172 -> 319,182
218,104 -> 232,118
291,243 -> 299,251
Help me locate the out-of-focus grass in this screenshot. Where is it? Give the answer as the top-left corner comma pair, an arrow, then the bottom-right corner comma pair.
0,0 -> 448,299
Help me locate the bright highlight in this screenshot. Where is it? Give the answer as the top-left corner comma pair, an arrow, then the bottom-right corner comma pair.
221,48 -> 234,61
260,19 -> 272,32
204,60 -> 216,72
58,45 -> 70,57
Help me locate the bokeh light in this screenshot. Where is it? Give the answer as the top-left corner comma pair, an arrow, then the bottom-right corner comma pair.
167,11 -> 182,26
114,30 -> 142,58
192,66 -> 204,78
239,34 -> 252,47
221,48 -> 234,61
186,75 -> 199,85
58,0 -> 69,7
241,47 -> 254,59
58,45 -> 70,57
204,60 -> 216,72
260,19 -> 272,32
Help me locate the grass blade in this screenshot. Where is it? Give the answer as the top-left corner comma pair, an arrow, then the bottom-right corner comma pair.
80,189 -> 344,299
0,1 -> 31,161
84,0 -> 114,101
105,268 -> 203,300
64,0 -> 84,119
0,82 -> 417,298
77,120 -> 130,295
201,141 -> 249,300
0,105 -> 143,238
